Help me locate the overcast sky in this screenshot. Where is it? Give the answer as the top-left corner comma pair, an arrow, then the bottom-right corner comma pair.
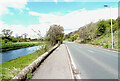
0,0 -> 119,38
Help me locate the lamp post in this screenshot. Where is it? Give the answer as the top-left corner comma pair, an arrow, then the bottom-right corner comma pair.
104,5 -> 113,49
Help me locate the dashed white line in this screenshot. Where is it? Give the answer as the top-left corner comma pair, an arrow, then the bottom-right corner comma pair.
88,50 -> 94,53
95,48 -> 118,57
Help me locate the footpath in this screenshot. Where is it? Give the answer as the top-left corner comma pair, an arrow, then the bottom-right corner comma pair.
31,44 -> 74,79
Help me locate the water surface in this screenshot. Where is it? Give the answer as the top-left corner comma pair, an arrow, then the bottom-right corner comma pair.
0,45 -> 43,63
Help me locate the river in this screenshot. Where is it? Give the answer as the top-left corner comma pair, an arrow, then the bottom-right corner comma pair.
0,45 -> 43,63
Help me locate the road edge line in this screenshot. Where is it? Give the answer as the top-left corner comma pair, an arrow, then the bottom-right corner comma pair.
64,44 -> 75,80
65,44 -> 82,79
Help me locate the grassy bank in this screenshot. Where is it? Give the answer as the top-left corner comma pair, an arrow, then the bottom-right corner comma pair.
87,32 -> 118,49
1,42 -> 45,52
0,42 -> 52,80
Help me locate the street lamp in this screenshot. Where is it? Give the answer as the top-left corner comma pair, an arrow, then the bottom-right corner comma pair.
104,5 -> 113,49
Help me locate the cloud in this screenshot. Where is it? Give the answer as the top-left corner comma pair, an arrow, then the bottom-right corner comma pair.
1,7 -> 118,38
80,8 -> 87,12
0,0 -> 27,16
53,0 -> 58,3
26,7 -> 30,10
29,11 -> 41,16
0,21 -> 50,38
29,7 -> 118,34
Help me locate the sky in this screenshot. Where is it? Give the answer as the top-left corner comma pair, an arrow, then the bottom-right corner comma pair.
0,0 -> 119,38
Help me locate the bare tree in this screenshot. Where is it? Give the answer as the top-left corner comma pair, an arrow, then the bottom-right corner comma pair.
79,22 -> 98,42
2,29 -> 13,37
88,23 -> 97,40
32,29 -> 42,40
79,26 -> 89,42
22,33 -> 28,42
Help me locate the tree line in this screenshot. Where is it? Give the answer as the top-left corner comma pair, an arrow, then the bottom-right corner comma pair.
1,24 -> 65,45
64,17 -> 119,43
1,29 -> 32,43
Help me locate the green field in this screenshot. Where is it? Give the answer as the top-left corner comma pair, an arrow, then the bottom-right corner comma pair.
1,42 -> 45,52
0,42 -> 52,80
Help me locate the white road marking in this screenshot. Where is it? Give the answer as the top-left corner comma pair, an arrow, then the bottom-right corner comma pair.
66,45 -> 77,69
75,47 -> 118,76
88,50 -> 94,53
66,44 -> 82,79
95,48 -> 118,57
84,45 -> 118,57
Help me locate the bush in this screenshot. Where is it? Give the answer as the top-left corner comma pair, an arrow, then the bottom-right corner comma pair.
4,39 -> 9,43
103,44 -> 108,48
70,34 -> 78,41
12,39 -> 17,42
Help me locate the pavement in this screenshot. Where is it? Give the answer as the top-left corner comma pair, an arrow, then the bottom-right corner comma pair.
65,41 -> 118,79
31,44 -> 74,79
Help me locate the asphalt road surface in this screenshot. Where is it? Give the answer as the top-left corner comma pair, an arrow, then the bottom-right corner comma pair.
64,41 -> 118,79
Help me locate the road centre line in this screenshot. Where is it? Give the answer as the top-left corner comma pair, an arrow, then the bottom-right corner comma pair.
88,50 -> 94,53
74,46 -> 118,76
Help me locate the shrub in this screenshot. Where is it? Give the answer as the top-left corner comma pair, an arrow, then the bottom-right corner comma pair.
103,44 -> 108,48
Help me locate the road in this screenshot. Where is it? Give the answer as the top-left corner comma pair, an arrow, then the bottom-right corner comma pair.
65,41 -> 118,79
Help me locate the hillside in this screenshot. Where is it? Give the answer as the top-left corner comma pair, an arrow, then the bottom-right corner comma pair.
64,17 -> 120,49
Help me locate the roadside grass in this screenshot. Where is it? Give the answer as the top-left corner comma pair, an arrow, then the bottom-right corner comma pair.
0,41 -> 52,80
88,32 -> 118,49
27,72 -> 33,79
1,42 -> 45,52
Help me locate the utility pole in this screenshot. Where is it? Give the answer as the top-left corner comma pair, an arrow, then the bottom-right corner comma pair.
110,6 -> 113,49
104,5 -> 113,49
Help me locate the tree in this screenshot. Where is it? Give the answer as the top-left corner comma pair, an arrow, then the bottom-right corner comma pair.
22,33 -> 28,42
32,29 -> 42,40
97,20 -> 106,36
116,17 -> 120,29
79,26 -> 89,42
45,31 -> 50,41
2,29 -> 13,37
47,24 -> 64,45
71,34 -> 78,41
112,22 -> 118,33
88,23 -> 97,40
64,34 -> 70,40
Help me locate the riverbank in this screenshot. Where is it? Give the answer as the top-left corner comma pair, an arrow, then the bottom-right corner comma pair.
0,42 -> 52,80
1,42 -> 45,52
